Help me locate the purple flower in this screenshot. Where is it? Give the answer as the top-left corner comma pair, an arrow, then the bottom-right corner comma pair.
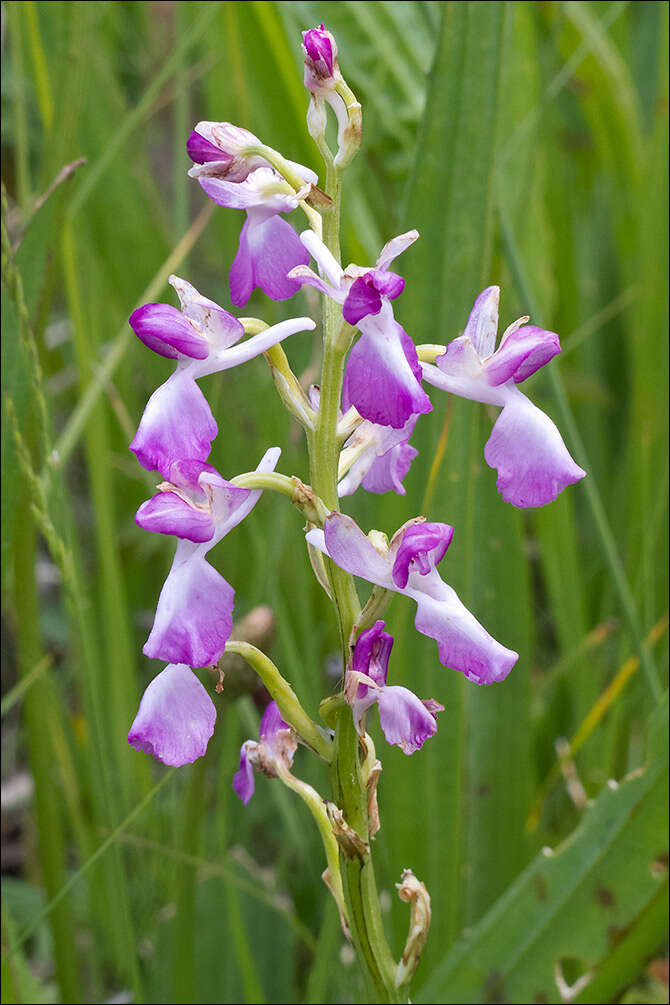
338,414 -> 419,497
127,663 -> 216,767
302,25 -> 339,93
345,621 -> 442,754
187,121 -> 319,186
421,286 -> 586,507
233,701 -> 297,805
306,513 -> 518,686
193,166 -> 317,307
290,230 -> 432,428
136,447 -> 281,668
130,275 -> 315,476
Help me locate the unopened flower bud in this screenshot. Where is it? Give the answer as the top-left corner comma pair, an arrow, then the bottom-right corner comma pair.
302,24 -> 339,93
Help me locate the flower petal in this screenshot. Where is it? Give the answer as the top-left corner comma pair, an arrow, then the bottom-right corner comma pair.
375,230 -> 419,272
360,442 -> 417,496
233,742 -> 256,804
130,303 -> 209,360
130,370 -> 217,478
228,216 -> 255,308
343,310 -> 432,428
310,512 -> 393,586
127,663 -> 216,766
169,275 -> 244,351
391,522 -> 454,589
343,277 -> 382,325
186,129 -> 233,165
376,685 -> 439,754
247,211 -> 310,303
484,390 -> 586,507
143,544 -> 234,667
352,621 -> 393,687
463,286 -> 499,359
485,326 -> 561,386
410,576 -> 518,685
200,445 -> 281,544
230,212 -> 309,307
135,492 -> 215,543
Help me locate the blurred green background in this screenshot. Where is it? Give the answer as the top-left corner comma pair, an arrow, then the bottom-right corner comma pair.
1,2 -> 668,1003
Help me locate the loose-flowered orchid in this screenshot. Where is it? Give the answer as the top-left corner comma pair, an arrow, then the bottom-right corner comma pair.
420,286 -> 586,507
130,276 -> 315,477
136,448 -> 281,669
127,663 -> 216,767
193,164 -> 317,307
346,621 -> 442,754
290,230 -> 432,428
306,513 -> 518,685
233,701 -> 297,805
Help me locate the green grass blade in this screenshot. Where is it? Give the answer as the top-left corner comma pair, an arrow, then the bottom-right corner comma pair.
418,696 -> 669,1003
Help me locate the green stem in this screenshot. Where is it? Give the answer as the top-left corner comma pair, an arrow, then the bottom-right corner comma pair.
307,153 -> 403,1002
224,642 -> 332,761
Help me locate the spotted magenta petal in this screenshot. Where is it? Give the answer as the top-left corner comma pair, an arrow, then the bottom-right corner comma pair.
347,622 -> 441,754
421,286 -> 586,508
141,448 -> 281,668
127,663 -> 216,767
306,513 -> 518,686
233,701 -> 296,805
130,277 -> 315,476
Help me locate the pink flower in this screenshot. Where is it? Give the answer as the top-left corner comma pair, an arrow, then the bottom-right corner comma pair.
306,513 -> 518,686
130,276 -> 314,476
421,286 -> 586,507
346,621 -> 442,754
136,448 -> 281,668
290,230 -> 432,428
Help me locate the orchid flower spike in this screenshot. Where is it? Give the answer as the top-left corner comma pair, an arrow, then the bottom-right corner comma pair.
233,701 -> 298,805
290,230 -> 432,428
346,621 -> 443,754
420,286 -> 586,507
127,663 -> 216,767
194,164 -> 317,307
136,448 -> 281,668
130,276 -> 315,477
306,514 -> 518,686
